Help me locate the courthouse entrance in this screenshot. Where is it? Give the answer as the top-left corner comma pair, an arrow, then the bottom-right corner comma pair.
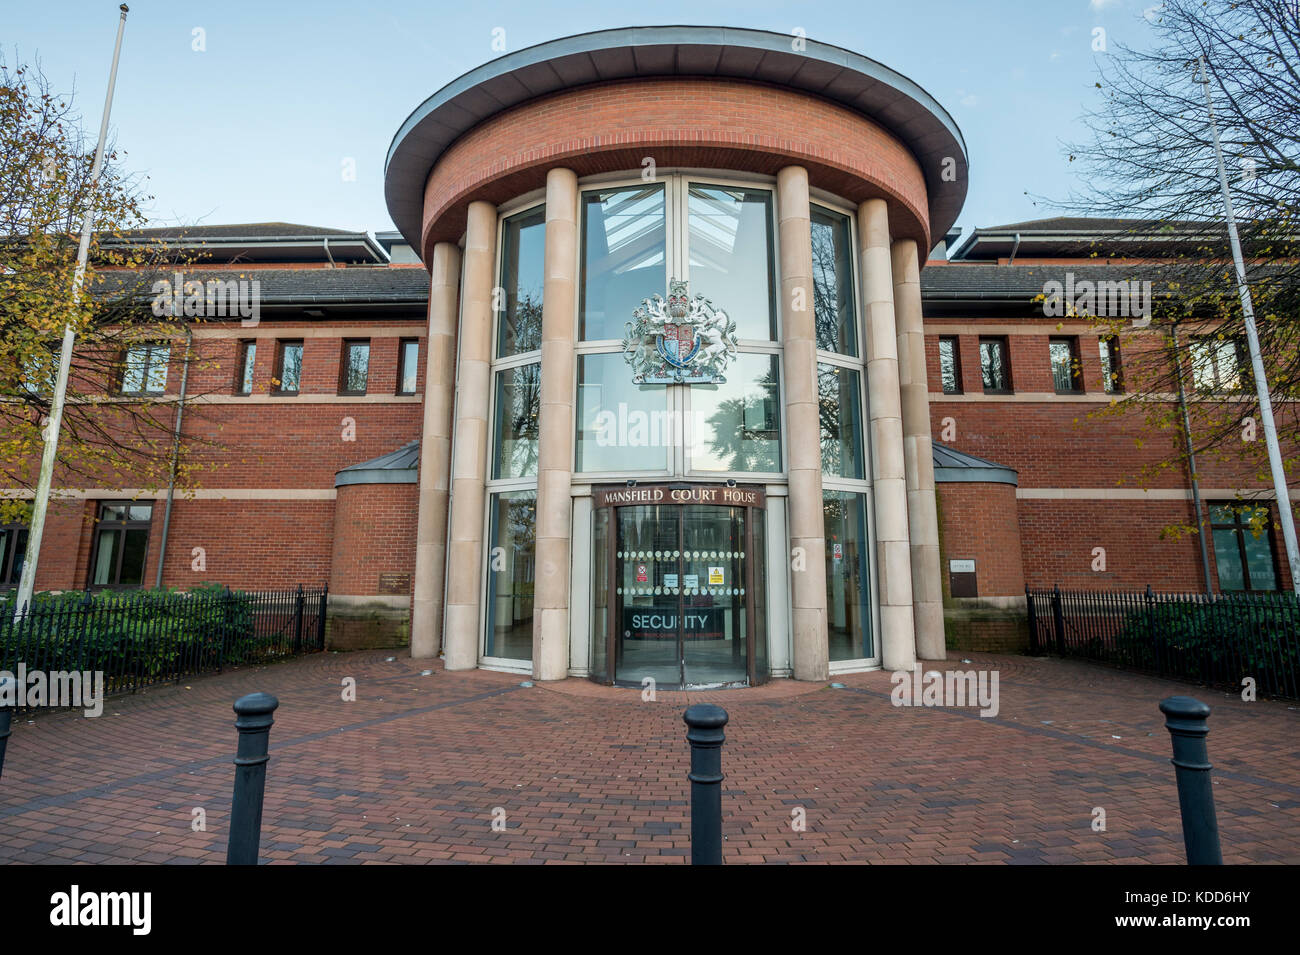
591,484 -> 768,688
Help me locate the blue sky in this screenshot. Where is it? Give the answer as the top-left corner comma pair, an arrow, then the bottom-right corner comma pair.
7,0 -> 1159,243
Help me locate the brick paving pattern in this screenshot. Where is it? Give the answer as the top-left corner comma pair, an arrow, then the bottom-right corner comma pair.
0,650 -> 1296,864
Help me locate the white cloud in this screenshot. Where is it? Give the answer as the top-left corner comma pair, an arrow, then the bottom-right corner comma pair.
1090,0 -> 1121,9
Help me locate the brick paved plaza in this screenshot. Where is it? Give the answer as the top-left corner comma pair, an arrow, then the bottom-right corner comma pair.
0,650 -> 1297,864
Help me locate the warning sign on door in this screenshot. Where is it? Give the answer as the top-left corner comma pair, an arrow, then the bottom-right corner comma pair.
636,563 -> 648,583
708,566 -> 724,585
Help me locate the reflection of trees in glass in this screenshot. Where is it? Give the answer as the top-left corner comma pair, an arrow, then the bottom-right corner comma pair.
343,344 -> 368,392
811,215 -> 853,353
502,364 -> 541,476
505,495 -> 536,594
704,365 -> 781,472
506,291 -> 543,354
818,365 -> 845,474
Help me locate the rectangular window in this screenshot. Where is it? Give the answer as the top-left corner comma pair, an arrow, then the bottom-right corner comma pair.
1049,337 -> 1082,393
398,339 -> 420,395
580,184 -> 666,341
689,353 -> 782,474
818,363 -> 864,479
235,340 -> 256,395
492,363 -> 541,479
0,524 -> 29,588
575,353 -> 670,473
1210,504 -> 1278,592
825,490 -> 873,661
1191,337 -> 1246,392
90,502 -> 152,588
939,336 -> 962,394
498,206 -> 546,356
687,184 -> 776,340
119,343 -> 170,395
1099,336 -> 1122,394
339,339 -> 370,395
810,206 -> 857,355
979,337 -> 1011,393
484,490 -> 536,662
274,340 -> 304,394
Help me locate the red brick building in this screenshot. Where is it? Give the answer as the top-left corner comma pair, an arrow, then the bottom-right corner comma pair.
4,27 -> 1294,679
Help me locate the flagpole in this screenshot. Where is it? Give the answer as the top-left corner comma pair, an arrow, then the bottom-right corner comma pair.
13,5 -> 130,619
1197,56 -> 1300,592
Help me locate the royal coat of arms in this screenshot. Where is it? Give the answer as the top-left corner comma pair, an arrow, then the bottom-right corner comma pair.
622,278 -> 739,384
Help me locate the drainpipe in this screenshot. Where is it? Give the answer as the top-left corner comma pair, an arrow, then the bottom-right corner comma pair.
323,236 -> 336,268
1170,321 -> 1215,594
155,324 -> 192,588
1008,232 -> 1021,264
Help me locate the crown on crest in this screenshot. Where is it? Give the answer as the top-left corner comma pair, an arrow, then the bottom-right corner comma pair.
666,278 -> 690,320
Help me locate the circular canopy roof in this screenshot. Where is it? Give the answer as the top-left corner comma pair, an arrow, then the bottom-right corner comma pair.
385,26 -> 968,253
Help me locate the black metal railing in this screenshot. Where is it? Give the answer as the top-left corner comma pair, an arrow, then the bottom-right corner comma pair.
0,584 -> 327,709
1026,585 -> 1300,700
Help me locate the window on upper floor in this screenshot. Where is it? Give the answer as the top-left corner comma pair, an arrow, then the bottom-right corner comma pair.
498,206 -> 546,357
939,336 -> 962,394
398,339 -> 420,395
979,336 -> 1012,393
1210,503 -> 1278,592
340,339 -> 370,395
1190,336 -> 1249,393
235,340 -> 256,395
274,340 -> 303,395
119,343 -> 170,396
1099,335 -> 1123,394
1049,337 -> 1082,393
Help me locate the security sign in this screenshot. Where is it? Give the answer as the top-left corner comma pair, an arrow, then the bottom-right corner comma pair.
636,563 -> 648,583
708,566 -> 724,586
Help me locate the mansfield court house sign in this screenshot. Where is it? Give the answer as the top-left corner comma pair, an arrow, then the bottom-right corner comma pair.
622,279 -> 739,384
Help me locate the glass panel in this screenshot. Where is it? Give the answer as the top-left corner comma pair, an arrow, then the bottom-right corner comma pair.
127,505 -> 152,521
92,529 -> 121,586
119,528 -> 149,586
1214,340 -> 1241,390
493,364 -> 541,479
939,338 -> 959,394
575,353 -> 669,473
689,353 -> 781,473
1050,341 -> 1074,391
590,507 -> 610,681
687,185 -> 775,341
399,341 -> 419,394
279,343 -> 303,392
239,342 -> 256,393
1209,504 -> 1235,524
825,491 -> 873,661
810,206 -> 856,354
343,342 -> 369,392
680,505 -> 748,687
1212,528 -> 1246,592
581,185 -> 666,341
145,346 -> 169,393
818,363 -> 864,479
101,504 -> 126,521
484,491 -> 535,661
615,504 -> 681,686
980,340 -> 1007,391
7,529 -> 26,586
1099,338 -> 1115,393
499,207 -> 546,356
1243,527 -> 1278,591
121,346 -> 147,393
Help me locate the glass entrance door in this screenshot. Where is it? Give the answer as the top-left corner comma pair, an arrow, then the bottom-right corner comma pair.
611,503 -> 755,688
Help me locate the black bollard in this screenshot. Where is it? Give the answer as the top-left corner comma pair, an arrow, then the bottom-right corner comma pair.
683,703 -> 728,866
226,692 -> 279,865
1159,696 -> 1222,865
0,675 -> 13,781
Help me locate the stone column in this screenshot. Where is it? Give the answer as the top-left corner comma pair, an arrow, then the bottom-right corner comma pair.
443,200 -> 498,671
892,238 -> 946,661
532,168 -> 578,681
411,241 -> 461,658
858,199 -> 916,672
776,166 -> 829,682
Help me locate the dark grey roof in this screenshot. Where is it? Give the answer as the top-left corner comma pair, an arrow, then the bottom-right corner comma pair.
335,441 -> 420,487
933,443 -> 1017,486
385,25 -> 967,255
96,266 -> 430,306
121,223 -> 364,239
921,263 -> 1173,300
103,224 -> 388,265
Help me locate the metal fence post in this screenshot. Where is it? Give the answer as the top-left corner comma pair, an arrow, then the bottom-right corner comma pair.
1051,584 -> 1066,654
0,674 -> 13,780
226,691 -> 279,865
683,703 -> 728,865
292,584 -> 305,654
1025,587 -> 1039,655
1146,585 -> 1162,675
318,584 -> 328,650
1158,696 -> 1223,865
